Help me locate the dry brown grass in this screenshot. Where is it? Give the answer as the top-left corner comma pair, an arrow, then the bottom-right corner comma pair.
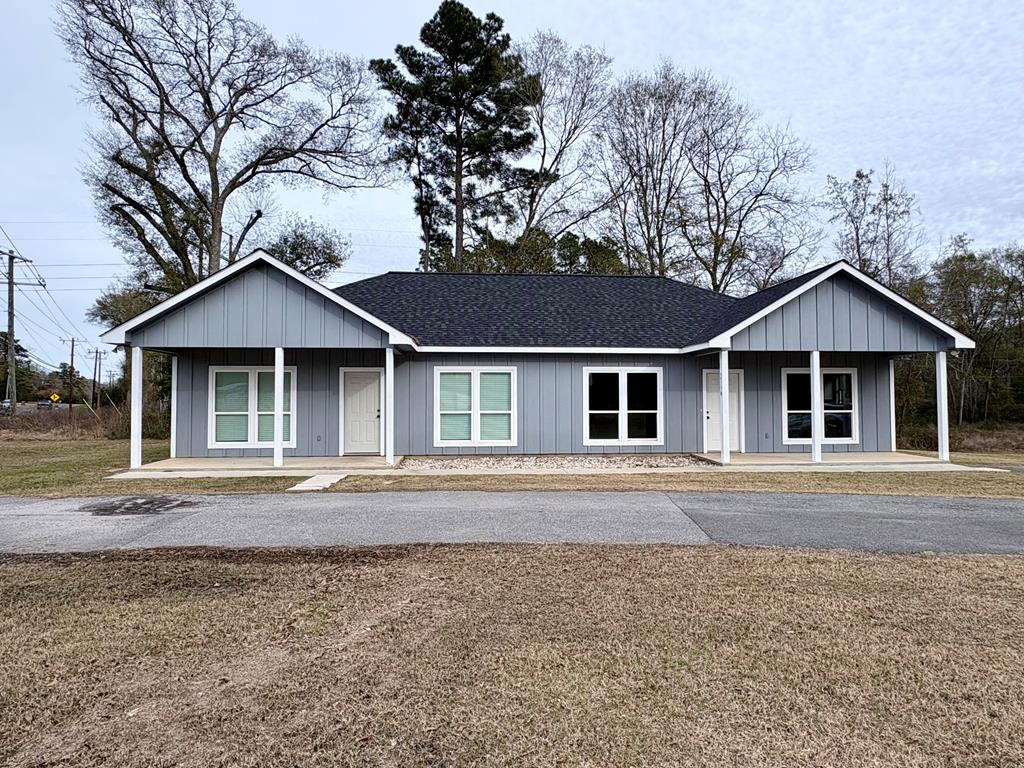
334,468 -> 1024,498
1,545 -> 1022,767
0,438 -> 293,497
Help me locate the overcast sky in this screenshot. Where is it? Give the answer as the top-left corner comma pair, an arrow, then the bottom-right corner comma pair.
1,0 -> 1022,372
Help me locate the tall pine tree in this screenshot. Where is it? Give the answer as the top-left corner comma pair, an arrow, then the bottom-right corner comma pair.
370,1 -> 538,271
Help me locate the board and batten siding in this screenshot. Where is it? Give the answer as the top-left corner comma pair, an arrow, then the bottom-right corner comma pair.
174,348 -> 383,458
126,262 -> 387,349
172,348 -> 895,458
730,273 -> 952,352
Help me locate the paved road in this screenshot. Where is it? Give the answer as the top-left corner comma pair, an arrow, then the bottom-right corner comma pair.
0,491 -> 1021,555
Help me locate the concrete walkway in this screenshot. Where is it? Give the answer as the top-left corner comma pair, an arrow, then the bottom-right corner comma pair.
0,491 -> 1022,555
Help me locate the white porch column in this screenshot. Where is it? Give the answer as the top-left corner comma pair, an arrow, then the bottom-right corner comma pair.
169,355 -> 178,459
385,346 -> 395,465
129,345 -> 143,469
935,350 -> 950,461
718,348 -> 730,465
810,349 -> 823,463
888,357 -> 897,452
273,346 -> 284,468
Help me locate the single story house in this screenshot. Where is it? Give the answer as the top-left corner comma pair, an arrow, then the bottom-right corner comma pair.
100,250 -> 973,469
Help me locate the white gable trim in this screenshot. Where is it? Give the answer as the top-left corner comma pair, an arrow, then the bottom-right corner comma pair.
705,261 -> 975,350
99,250 -> 416,347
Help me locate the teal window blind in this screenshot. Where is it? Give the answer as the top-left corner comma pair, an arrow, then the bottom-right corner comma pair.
256,371 -> 292,443
478,372 -> 511,441
438,372 -> 472,441
214,371 -> 249,442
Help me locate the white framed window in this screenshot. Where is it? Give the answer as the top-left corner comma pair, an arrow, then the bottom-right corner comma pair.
782,367 -> 859,445
208,366 -> 297,449
583,367 -> 663,446
433,366 -> 517,447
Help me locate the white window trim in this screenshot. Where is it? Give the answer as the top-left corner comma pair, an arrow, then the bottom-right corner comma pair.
583,366 -> 664,446
781,367 -> 859,445
208,365 -> 298,449
433,366 -> 518,448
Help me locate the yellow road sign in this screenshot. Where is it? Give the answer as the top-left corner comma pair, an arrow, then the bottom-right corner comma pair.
49,393 -> 61,402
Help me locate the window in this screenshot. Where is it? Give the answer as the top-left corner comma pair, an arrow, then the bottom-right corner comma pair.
584,367 -> 663,445
434,367 -> 516,447
209,367 -> 296,448
782,367 -> 858,444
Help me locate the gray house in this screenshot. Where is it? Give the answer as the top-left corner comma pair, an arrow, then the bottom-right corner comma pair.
100,250 -> 973,469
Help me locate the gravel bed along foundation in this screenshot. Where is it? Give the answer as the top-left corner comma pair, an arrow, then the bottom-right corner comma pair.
400,453 -> 708,471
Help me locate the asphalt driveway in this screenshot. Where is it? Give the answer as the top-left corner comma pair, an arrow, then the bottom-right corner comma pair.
0,491 -> 1021,555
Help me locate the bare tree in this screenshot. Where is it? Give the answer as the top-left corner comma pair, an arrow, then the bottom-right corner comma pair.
596,62 -> 698,275
825,162 -> 922,288
510,32 -> 613,239
678,80 -> 814,292
58,0 -> 386,289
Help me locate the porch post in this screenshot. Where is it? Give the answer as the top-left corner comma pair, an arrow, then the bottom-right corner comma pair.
385,346 -> 395,465
129,344 -> 143,469
888,357 -> 897,452
273,346 -> 284,468
718,348 -> 730,465
169,355 -> 177,459
810,349 -> 823,463
935,350 -> 949,461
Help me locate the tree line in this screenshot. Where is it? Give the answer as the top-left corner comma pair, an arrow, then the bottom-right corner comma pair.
49,0 -> 1022,431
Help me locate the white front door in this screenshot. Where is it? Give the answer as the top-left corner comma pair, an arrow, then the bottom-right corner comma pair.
343,371 -> 381,454
705,371 -> 741,452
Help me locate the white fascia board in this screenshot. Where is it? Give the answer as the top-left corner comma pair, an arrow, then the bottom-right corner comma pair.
705,261 -> 975,350
99,249 -> 416,347
411,345 -> 691,354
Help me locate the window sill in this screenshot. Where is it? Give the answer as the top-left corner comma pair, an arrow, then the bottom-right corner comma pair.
208,442 -> 298,450
782,438 -> 859,446
583,439 -> 664,447
434,441 -> 517,448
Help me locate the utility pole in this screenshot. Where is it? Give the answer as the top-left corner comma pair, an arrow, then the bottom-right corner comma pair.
3,248 -> 42,413
91,349 -> 106,410
61,336 -> 87,420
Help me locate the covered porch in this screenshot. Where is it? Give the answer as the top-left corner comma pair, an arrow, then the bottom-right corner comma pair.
704,348 -> 953,465
698,450 -> 962,469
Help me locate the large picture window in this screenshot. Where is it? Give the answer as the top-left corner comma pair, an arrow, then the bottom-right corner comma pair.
782,367 -> 858,444
434,367 -> 516,447
584,367 -> 663,445
209,367 -> 296,448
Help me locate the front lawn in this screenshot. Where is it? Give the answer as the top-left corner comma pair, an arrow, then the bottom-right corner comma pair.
1,437 -> 1021,499
0,437 -> 293,496
334,464 -> 1024,498
1,545 -> 1021,766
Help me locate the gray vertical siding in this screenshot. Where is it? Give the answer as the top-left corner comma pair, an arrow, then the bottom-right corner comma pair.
393,352 -> 704,455
128,262 -> 388,349
174,348 -> 895,457
174,348 -> 383,458
730,273 -> 952,352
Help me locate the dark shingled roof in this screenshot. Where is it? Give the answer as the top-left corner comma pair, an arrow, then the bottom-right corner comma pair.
334,271 -> 739,348
694,262 -> 839,341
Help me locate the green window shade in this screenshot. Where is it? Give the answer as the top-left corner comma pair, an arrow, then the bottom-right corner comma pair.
479,372 -> 511,411
257,414 -> 291,442
480,413 -> 511,441
439,373 -> 471,412
440,413 -> 471,441
215,414 -> 248,442
215,371 -> 249,412
256,371 -> 292,412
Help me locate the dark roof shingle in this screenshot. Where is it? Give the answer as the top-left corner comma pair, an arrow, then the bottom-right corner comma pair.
334,271 -> 738,348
